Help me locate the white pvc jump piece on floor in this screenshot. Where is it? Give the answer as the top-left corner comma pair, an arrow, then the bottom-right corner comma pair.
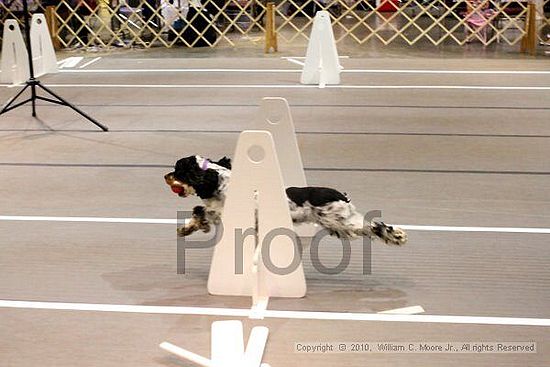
30,14 -> 58,78
257,97 -> 317,238
300,11 -> 342,88
160,342 -> 215,367
243,326 -> 269,367
211,320 -> 244,365
160,320 -> 269,367
0,20 -> 30,85
378,305 -> 425,315
208,131 -> 307,300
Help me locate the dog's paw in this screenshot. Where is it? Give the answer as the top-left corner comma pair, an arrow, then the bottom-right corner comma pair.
177,225 -> 197,237
387,226 -> 408,246
200,223 -> 211,233
372,222 -> 407,246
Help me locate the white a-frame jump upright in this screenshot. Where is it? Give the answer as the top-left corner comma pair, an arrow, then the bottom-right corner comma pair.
1,20 -> 30,85
300,11 -> 342,88
30,14 -> 58,78
257,97 -> 307,189
256,97 -> 317,237
207,130 -> 307,303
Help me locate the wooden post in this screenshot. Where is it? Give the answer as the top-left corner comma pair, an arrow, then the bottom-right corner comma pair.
45,5 -> 61,50
264,2 -> 278,53
520,2 -> 537,55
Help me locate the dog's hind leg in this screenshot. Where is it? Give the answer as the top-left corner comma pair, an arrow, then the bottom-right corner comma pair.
312,201 -> 364,240
314,201 -> 408,245
177,206 -> 211,237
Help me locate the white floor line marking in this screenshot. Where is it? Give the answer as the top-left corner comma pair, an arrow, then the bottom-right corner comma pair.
60,69 -> 300,73
398,225 -> 550,234
378,306 -> 425,315
0,215 -> 176,224
343,69 -> 550,75
1,215 -> 550,234
53,68 -> 550,75
55,57 -> 69,65
57,57 -> 83,69
78,57 -> 102,69
249,298 -> 270,320
282,56 -> 350,60
1,84 -> 548,91
0,300 -> 548,326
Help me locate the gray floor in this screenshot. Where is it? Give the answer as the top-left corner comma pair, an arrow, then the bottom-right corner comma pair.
0,56 -> 549,366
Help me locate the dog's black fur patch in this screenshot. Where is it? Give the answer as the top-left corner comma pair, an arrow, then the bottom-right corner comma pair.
286,186 -> 350,207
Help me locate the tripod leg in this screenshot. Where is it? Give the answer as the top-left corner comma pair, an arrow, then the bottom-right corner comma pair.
37,83 -> 109,132
31,83 -> 37,117
0,83 -> 31,114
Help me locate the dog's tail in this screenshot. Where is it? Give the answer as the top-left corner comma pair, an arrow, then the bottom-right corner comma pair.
360,221 -> 407,246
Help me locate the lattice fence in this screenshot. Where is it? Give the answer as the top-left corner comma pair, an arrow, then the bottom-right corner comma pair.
1,0 -> 549,48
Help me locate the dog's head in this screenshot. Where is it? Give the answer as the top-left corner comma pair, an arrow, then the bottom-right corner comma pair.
164,155 -> 231,199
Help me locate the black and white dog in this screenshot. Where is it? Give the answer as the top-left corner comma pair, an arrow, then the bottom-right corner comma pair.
164,155 -> 407,246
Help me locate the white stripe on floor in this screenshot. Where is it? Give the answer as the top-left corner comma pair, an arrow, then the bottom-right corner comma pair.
0,300 -> 548,326
0,84 -> 548,91
59,69 -> 301,73
1,215 -> 550,234
78,57 -> 102,69
398,225 -> 550,234
56,68 -> 550,75
0,215 -> 176,224
57,57 -> 84,69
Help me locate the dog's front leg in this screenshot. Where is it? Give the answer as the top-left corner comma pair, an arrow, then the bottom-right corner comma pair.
177,206 -> 211,237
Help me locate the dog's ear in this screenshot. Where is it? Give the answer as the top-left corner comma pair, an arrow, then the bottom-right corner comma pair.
174,156 -> 202,185
215,156 -> 232,169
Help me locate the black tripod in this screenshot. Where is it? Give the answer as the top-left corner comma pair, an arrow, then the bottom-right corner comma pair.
0,0 -> 108,131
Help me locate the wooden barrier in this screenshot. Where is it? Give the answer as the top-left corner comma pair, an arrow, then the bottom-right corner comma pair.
264,2 -> 278,53
45,6 -> 61,50
520,2 -> 537,56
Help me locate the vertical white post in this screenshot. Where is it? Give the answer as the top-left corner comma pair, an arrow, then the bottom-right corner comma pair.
1,20 -> 30,85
